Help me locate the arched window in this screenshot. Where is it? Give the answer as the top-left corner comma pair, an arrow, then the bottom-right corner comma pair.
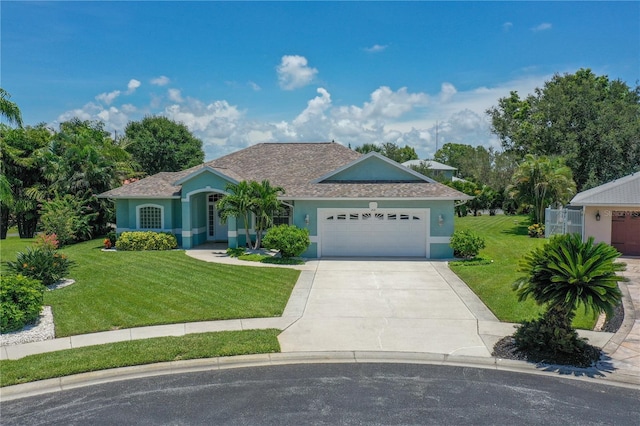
136,204 -> 164,229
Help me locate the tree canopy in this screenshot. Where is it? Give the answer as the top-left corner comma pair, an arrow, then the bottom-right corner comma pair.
487,69 -> 640,191
0,88 -> 22,127
508,154 -> 576,224
354,142 -> 418,163
124,116 -> 204,176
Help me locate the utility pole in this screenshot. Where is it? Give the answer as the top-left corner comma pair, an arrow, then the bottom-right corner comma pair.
435,121 -> 439,155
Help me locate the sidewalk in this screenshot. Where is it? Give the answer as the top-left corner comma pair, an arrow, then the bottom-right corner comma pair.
1,249 -> 638,387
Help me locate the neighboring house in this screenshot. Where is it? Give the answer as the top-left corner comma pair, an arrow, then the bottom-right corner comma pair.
569,172 -> 640,256
401,160 -> 457,181
99,142 -> 472,258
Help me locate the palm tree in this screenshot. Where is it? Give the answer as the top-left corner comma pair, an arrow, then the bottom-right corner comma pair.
514,233 -> 626,320
0,88 -> 23,127
512,233 -> 626,363
216,181 -> 255,248
508,154 -> 576,224
250,180 -> 285,249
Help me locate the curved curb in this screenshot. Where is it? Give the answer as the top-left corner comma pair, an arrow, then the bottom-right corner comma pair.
2,351 -> 638,401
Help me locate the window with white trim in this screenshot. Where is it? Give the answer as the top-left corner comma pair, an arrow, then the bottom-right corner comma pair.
273,205 -> 292,226
137,205 -> 163,229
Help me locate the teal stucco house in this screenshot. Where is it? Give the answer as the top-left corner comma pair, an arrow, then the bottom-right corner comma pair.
99,142 -> 472,258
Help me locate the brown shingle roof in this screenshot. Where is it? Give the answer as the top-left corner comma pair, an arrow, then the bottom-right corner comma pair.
99,142 -> 471,200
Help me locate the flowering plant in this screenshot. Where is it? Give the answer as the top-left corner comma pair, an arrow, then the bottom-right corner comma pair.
34,233 -> 59,250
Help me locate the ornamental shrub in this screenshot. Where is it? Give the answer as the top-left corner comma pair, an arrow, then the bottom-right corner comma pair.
115,231 -> 178,251
262,225 -> 310,258
34,233 -> 59,251
39,195 -> 96,246
527,223 -> 545,238
5,247 -> 75,286
450,230 -> 486,259
0,274 -> 45,332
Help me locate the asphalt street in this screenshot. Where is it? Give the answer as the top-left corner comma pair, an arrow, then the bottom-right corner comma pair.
3,363 -> 639,425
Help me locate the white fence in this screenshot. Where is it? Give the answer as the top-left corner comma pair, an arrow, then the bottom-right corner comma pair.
545,208 -> 583,238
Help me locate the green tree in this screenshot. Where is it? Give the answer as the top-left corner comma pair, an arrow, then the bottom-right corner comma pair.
487,69 -> 640,191
0,88 -> 23,127
124,116 -> 204,175
508,154 -> 576,224
354,142 -> 418,163
217,181 -> 256,249
217,180 -> 285,250
0,124 -> 51,238
512,234 -> 626,365
250,180 -> 285,249
38,119 -> 137,238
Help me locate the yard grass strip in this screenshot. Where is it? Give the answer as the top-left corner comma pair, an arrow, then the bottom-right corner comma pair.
450,215 -> 597,329
0,329 -> 281,387
2,237 -> 300,337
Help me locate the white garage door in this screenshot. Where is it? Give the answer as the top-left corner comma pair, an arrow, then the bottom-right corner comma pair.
319,208 -> 428,257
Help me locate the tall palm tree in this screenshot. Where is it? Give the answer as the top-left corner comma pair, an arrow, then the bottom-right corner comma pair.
251,180 -> 285,249
216,181 -> 255,248
0,88 -> 23,127
508,154 -> 576,224
514,233 -> 626,324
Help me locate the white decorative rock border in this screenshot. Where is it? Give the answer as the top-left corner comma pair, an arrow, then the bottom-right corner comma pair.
0,306 -> 55,346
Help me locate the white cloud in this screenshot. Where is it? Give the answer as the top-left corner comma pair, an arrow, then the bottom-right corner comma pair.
502,22 -> 513,32
168,88 -> 184,103
248,81 -> 261,91
95,90 -> 120,105
439,82 -> 457,103
126,79 -> 141,94
364,44 -> 388,53
532,23 -> 552,32
151,75 -> 170,86
277,55 -> 318,90
55,70 -> 556,161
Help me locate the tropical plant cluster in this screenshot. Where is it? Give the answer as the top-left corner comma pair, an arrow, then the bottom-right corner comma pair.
216,180 -> 286,249
510,233 -> 626,366
5,247 -> 75,287
527,223 -> 544,238
115,231 -> 178,251
0,90 -> 204,245
0,274 -> 44,333
262,224 -> 311,258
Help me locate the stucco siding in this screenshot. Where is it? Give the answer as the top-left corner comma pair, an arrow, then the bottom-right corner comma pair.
180,171 -> 232,199
326,156 -> 423,182
584,206 -> 611,244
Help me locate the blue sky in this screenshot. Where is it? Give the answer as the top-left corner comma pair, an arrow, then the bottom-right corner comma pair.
3,1 -> 639,160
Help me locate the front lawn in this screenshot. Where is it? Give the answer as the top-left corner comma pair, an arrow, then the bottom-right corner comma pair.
0,329 -> 281,387
451,215 -> 597,329
1,237 -> 300,337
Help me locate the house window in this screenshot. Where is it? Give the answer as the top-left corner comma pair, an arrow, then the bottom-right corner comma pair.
137,205 -> 163,229
273,205 -> 292,226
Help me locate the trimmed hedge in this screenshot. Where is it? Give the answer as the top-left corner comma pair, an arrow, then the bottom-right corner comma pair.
115,231 -> 178,251
0,274 -> 45,333
262,225 -> 310,258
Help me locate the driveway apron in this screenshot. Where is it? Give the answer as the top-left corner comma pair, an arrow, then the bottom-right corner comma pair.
278,260 -> 492,356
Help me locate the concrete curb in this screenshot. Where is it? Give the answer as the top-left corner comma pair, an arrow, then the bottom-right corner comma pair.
2,351 -> 638,401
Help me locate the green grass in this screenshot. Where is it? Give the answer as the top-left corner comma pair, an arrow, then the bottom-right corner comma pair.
0,329 -> 280,387
450,215 -> 597,329
1,237 -> 300,337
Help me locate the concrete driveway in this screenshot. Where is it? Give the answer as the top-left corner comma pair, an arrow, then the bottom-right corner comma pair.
278,259 -> 503,356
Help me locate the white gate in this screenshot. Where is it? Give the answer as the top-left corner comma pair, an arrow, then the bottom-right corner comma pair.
545,208 -> 583,238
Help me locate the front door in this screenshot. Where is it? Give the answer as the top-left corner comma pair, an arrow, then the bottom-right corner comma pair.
207,194 -> 228,242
